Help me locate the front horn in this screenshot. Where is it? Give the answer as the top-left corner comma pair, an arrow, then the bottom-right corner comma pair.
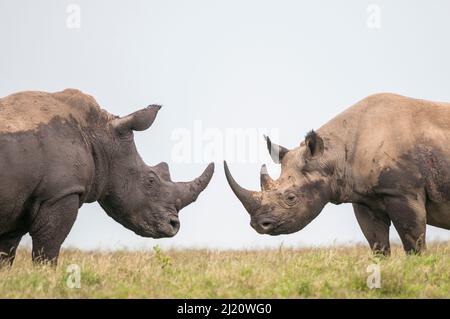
175,162 -> 215,210
224,161 -> 261,214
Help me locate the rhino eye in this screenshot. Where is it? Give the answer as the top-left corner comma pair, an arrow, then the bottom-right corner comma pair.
144,174 -> 159,188
284,192 -> 299,206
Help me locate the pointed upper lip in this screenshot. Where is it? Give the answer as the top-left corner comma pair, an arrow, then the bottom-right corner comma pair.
250,218 -> 280,234
155,211 -> 180,237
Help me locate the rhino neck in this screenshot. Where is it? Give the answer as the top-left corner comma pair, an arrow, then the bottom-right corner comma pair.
83,125 -> 115,203
95,134 -> 148,208
326,142 -> 356,204
317,121 -> 359,205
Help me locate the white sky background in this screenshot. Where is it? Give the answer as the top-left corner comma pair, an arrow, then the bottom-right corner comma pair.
1,0 -> 449,250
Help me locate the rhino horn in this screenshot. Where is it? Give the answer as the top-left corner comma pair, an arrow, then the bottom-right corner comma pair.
260,164 -> 276,191
224,161 -> 261,214
175,162 -> 215,210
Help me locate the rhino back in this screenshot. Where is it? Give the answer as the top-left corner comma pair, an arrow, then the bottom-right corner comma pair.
0,89 -> 112,133
0,89 -> 108,235
320,93 -> 450,208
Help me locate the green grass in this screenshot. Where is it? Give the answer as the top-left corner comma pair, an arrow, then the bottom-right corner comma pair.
0,242 -> 449,298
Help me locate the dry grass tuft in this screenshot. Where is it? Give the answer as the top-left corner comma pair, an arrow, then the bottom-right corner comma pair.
0,242 -> 448,298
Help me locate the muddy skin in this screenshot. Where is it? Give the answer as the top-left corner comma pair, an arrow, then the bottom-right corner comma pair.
0,89 -> 214,266
225,93 -> 450,256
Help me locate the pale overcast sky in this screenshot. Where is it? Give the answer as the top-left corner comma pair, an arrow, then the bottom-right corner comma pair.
1,0 -> 449,250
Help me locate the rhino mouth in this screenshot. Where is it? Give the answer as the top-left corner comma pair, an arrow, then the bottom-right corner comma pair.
250,217 -> 305,236
250,218 -> 280,234
135,212 -> 180,238
108,208 -> 180,239
158,214 -> 180,238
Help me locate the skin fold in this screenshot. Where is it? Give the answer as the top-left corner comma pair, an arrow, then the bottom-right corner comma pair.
225,93 -> 450,255
0,89 -> 214,265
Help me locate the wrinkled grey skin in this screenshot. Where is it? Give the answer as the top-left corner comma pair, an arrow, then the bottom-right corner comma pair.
0,89 -> 214,265
225,93 -> 450,255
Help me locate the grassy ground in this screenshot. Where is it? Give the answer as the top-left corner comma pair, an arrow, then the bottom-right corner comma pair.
0,242 -> 448,298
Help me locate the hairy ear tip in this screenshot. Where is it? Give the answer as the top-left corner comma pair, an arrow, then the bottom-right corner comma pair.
305,129 -> 317,139
148,104 -> 162,110
305,129 -> 324,156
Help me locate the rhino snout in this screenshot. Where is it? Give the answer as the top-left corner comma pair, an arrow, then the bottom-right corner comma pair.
152,213 -> 180,238
250,217 -> 279,234
167,215 -> 180,235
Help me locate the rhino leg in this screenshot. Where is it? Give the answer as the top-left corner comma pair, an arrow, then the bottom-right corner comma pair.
0,231 -> 25,267
353,203 -> 391,256
384,196 -> 427,255
30,194 -> 79,265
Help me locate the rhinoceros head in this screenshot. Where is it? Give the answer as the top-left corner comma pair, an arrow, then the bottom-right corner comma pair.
98,105 -> 214,238
224,131 -> 333,235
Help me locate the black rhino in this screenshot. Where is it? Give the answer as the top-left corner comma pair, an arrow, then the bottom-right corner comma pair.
225,93 -> 450,255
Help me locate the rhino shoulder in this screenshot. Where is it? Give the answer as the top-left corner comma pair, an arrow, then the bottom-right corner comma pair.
356,92 -> 411,111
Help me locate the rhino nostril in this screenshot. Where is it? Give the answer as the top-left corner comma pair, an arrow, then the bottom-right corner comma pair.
169,218 -> 179,230
261,222 -> 272,229
251,219 -> 276,233
259,220 -> 275,231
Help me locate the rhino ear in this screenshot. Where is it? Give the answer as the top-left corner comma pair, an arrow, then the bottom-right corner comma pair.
153,162 -> 171,181
112,105 -> 161,134
305,130 -> 324,157
264,135 -> 289,164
